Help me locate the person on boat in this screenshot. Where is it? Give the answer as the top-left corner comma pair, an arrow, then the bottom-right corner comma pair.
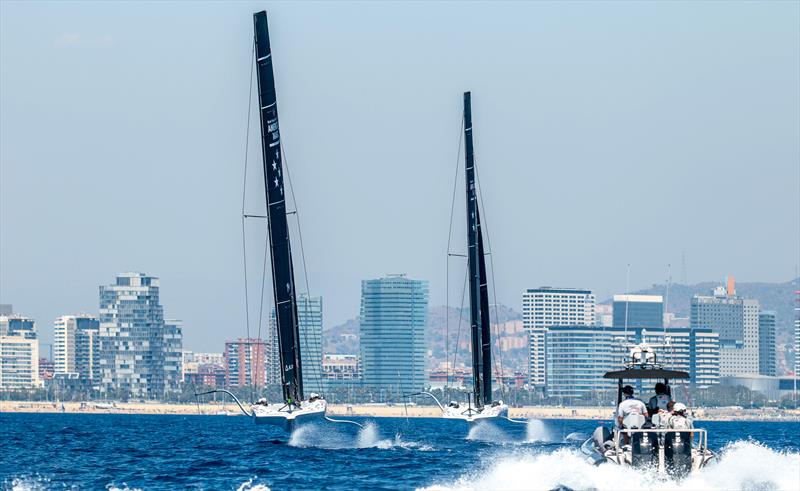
667,402 -> 692,429
616,385 -> 647,428
257,397 -> 268,406
647,382 -> 672,416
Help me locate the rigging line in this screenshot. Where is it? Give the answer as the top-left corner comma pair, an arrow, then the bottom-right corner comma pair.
255,227 -> 270,402
451,265 -> 469,386
446,113 -> 465,387
281,142 -> 325,397
473,156 -> 506,401
241,39 -> 256,402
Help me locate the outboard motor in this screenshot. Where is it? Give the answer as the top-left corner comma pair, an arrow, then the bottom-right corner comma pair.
665,431 -> 693,477
581,426 -> 611,465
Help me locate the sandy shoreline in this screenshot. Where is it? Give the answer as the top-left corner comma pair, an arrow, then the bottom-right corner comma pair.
1,401 -> 798,422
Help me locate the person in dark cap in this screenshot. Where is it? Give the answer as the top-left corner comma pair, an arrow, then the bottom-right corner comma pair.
647,382 -> 672,417
616,385 -> 647,428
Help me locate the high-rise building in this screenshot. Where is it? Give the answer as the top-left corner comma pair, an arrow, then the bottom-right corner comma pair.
795,289 -> 800,376
612,295 -> 664,329
54,315 -> 100,381
758,311 -> 776,377
0,337 -> 41,390
98,273 -> 181,399
0,313 -> 41,390
267,294 -> 324,392
0,314 -> 37,339
0,304 -> 13,316
225,338 -> 266,388
163,320 -> 183,393
523,287 -> 595,389
691,279 -> 759,377
360,275 -> 429,395
545,325 -> 719,401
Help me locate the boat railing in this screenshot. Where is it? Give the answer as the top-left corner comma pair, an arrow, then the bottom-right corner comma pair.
614,427 -> 708,452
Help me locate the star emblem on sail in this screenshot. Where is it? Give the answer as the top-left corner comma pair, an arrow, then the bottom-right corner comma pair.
274,177 -> 280,188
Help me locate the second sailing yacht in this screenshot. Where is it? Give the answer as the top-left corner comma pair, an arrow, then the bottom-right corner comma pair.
435,92 -> 509,425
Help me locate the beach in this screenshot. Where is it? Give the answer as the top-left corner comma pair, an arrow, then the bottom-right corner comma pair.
1,400 -> 798,422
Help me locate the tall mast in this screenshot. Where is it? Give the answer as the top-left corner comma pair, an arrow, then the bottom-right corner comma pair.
463,91 -> 493,408
253,11 -> 303,403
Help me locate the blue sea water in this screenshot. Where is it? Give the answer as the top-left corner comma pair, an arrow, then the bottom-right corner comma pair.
1,413 -> 798,491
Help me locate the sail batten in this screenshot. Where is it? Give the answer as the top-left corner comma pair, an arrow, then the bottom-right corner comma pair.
253,10 -> 304,403
463,92 -> 493,409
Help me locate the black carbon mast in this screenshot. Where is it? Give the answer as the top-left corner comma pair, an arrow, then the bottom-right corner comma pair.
463,91 -> 493,409
253,10 -> 304,404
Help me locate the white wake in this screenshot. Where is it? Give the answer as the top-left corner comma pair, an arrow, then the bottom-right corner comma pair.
420,440 -> 800,491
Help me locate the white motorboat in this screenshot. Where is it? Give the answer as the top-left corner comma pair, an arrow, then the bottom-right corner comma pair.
581,341 -> 715,477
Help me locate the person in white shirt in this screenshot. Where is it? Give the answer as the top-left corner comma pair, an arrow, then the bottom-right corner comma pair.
616,385 -> 647,428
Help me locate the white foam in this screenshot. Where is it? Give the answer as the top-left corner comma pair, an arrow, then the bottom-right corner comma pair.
236,476 -> 271,491
288,422 -> 431,451
525,419 -> 554,443
419,441 -> 800,491
466,422 -> 511,442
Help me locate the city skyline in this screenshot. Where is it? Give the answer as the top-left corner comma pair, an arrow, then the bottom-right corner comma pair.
2,2 -> 798,353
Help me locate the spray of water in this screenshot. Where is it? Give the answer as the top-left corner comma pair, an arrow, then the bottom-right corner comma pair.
419,441 -> 800,491
466,422 -> 511,442
525,419 -> 554,443
288,422 -> 431,451
236,477 -> 271,491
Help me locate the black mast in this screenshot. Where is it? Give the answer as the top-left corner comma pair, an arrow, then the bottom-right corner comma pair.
463,91 -> 493,408
253,11 -> 304,404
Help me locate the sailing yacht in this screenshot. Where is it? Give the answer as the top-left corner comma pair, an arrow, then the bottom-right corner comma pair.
246,10 -> 326,431
434,92 -> 508,425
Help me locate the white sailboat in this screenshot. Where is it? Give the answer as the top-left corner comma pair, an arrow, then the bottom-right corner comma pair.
425,92 -> 509,426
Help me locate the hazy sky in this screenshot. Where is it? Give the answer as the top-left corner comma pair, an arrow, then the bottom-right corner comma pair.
1,1 -> 798,351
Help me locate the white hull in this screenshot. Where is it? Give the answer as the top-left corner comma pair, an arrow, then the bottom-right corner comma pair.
442,403 -> 508,425
251,399 -> 326,432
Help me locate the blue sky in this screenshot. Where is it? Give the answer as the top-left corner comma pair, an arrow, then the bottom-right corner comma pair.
1,1 -> 798,350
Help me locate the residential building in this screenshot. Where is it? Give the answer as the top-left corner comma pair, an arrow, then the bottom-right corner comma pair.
758,311 -> 776,377
322,354 -> 361,381
691,278 -> 759,377
163,320 -> 183,393
360,275 -> 429,395
98,272 -> 181,399
522,287 -> 595,389
0,314 -> 37,339
0,313 -> 41,390
795,289 -> 800,375
182,351 -> 224,383
225,338 -> 266,388
53,315 -> 100,381
612,295 -> 664,329
544,325 -> 719,401
0,336 -> 40,390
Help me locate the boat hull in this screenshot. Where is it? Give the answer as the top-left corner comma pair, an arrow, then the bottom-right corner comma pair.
442,403 -> 509,424
251,399 -> 327,432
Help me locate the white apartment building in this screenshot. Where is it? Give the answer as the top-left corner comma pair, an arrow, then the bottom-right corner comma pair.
523,287 -> 595,388
0,336 -> 41,390
54,315 -> 100,378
